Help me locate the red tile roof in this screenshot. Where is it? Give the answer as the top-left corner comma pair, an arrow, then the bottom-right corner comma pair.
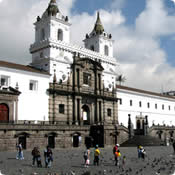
116,85 -> 175,100
0,60 -> 49,75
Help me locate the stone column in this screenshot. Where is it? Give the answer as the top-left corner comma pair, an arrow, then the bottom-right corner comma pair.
103,100 -> 106,123
113,101 -> 117,124
96,100 -> 99,123
79,98 -> 83,125
74,98 -> 78,125
91,103 -> 94,124
15,100 -> 18,122
101,100 -> 104,123
67,95 -> 72,125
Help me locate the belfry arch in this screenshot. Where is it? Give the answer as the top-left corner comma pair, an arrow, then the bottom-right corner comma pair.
82,105 -> 90,125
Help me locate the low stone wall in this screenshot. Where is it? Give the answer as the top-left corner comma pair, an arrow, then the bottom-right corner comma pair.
0,123 -> 125,151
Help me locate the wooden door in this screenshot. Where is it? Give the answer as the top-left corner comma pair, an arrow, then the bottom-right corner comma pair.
0,104 -> 9,122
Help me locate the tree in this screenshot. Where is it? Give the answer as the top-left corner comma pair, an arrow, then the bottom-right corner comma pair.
116,74 -> 126,85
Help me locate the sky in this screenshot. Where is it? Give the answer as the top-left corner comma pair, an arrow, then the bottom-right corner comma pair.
1,0 -> 175,92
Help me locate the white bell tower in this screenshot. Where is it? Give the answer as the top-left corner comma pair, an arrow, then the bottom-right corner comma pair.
83,12 -> 114,57
30,0 -> 71,74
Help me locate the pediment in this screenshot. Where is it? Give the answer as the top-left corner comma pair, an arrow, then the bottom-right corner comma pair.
76,57 -> 104,71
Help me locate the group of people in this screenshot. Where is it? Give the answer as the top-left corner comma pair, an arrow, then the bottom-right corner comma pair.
83,144 -> 101,167
16,142 -> 148,169
16,144 -> 53,168
32,146 -> 53,168
83,144 -> 148,168
83,144 -> 122,168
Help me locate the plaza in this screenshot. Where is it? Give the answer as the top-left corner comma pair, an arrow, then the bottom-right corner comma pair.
0,146 -> 175,175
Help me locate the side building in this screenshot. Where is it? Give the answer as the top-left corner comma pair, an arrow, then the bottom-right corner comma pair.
117,85 -> 175,143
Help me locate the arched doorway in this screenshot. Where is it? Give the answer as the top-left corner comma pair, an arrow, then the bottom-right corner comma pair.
48,136 -> 55,149
18,136 -> 27,149
0,104 -> 9,122
46,132 -> 57,149
82,105 -> 90,125
72,133 -> 81,147
136,120 -> 141,129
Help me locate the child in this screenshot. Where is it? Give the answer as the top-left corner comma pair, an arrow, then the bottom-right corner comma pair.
122,155 -> 126,167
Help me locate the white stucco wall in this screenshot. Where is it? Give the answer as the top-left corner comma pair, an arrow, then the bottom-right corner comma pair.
117,88 -> 175,128
0,66 -> 50,121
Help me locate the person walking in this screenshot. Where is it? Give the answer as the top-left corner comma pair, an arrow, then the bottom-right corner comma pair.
84,146 -> 90,167
114,150 -> 121,166
93,145 -> 100,166
137,145 -> 142,158
16,143 -> 24,160
113,144 -> 119,161
32,147 -> 40,167
44,146 -> 53,168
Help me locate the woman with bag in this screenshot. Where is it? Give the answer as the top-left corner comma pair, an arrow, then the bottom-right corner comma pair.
84,146 -> 90,167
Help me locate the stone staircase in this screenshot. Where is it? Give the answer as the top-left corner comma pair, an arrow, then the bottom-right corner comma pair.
120,135 -> 165,147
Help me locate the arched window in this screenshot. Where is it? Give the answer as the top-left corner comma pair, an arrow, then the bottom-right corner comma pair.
41,28 -> 45,41
57,29 -> 63,41
90,45 -> 94,51
104,45 -> 109,56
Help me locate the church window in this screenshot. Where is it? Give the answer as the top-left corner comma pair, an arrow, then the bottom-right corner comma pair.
155,104 -> 157,109
162,104 -> 164,110
130,100 -> 132,106
59,104 -> 64,114
147,102 -> 150,108
90,45 -> 95,51
29,80 -> 38,91
83,73 -> 91,86
104,45 -> 109,56
107,108 -> 112,117
58,29 -> 63,41
0,75 -> 10,87
41,28 -> 45,40
139,101 -> 142,107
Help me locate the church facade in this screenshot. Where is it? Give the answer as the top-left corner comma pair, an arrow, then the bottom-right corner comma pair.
0,0 -> 175,150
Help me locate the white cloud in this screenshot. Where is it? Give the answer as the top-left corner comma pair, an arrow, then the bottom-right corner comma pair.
0,0 -> 74,64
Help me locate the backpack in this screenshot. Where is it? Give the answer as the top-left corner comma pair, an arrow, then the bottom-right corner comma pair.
95,149 -> 100,156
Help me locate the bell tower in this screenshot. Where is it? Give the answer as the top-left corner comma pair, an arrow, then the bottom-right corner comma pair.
30,0 -> 71,72
83,12 -> 114,57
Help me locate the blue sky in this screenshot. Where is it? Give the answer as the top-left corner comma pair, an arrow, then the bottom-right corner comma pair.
73,0 -> 175,67
1,0 -> 175,92
73,0 -> 146,25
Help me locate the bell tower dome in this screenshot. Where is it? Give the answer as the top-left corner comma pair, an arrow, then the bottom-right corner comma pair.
83,12 -> 114,57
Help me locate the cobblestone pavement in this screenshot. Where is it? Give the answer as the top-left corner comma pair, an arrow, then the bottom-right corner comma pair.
0,146 -> 175,175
